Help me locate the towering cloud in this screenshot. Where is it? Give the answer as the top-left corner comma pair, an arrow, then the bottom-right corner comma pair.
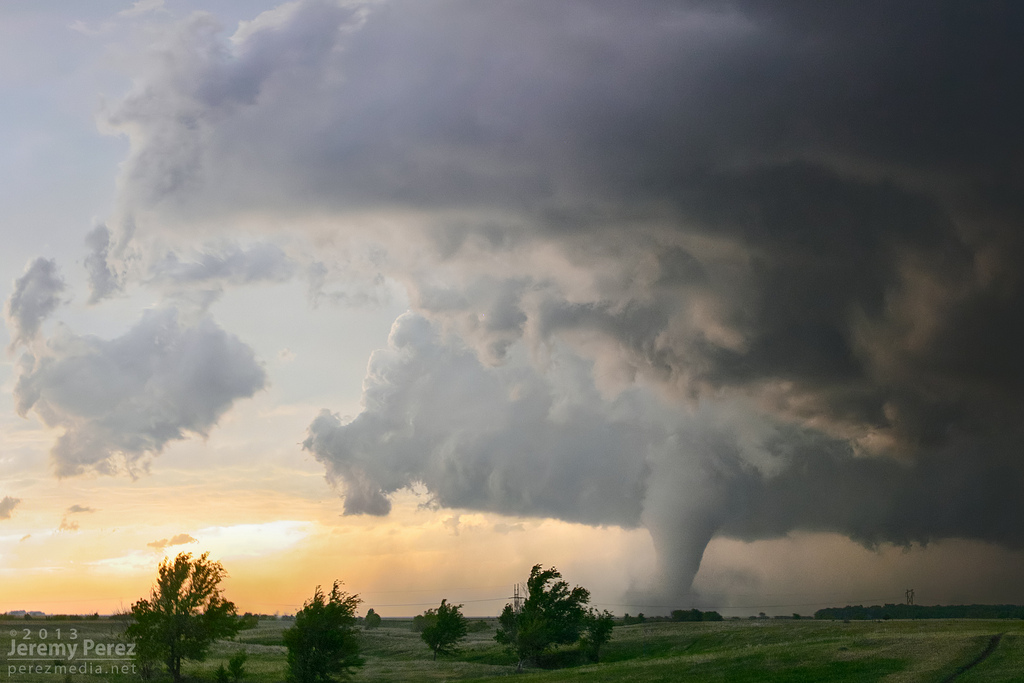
303,313 -> 654,522
98,0 -> 1024,598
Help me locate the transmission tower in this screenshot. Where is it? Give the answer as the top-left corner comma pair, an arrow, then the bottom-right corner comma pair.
905,588 -> 914,606
509,582 -> 524,613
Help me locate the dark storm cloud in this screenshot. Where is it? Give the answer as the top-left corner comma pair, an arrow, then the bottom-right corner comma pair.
14,308 -> 266,477
5,258 -> 66,351
103,0 -> 1024,596
103,0 -> 1024,231
722,427 -> 1024,550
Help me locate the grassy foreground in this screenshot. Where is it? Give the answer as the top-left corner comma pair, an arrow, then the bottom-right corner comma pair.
2,617 -> 1024,682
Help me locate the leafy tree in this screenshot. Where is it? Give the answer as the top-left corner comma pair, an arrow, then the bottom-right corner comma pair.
125,552 -> 242,683
228,650 -> 247,681
495,564 -> 591,671
420,599 -> 468,660
363,608 -> 382,629
580,609 -> 615,662
283,581 -> 363,683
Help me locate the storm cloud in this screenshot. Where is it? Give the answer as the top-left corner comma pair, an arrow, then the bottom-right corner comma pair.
14,308 -> 266,477
100,0 -> 1024,599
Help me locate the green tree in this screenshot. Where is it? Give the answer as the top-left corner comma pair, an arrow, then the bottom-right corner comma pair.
580,609 -> 615,662
283,581 -> 363,683
125,552 -> 242,683
420,599 -> 468,660
495,564 -> 591,671
228,650 -> 247,681
363,608 -> 382,629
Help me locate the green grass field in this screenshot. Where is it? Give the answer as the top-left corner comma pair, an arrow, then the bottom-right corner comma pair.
3,617 -> 1023,682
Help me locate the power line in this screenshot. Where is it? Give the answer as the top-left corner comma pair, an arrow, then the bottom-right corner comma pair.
357,585 -> 510,595
0,597 -> 125,604
591,597 -> 897,611
360,597 -> 508,608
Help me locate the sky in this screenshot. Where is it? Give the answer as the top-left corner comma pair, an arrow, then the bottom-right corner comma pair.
2,0 -> 1024,618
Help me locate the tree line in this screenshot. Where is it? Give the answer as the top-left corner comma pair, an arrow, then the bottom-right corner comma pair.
815,604 -> 1024,621
617,609 -> 723,625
